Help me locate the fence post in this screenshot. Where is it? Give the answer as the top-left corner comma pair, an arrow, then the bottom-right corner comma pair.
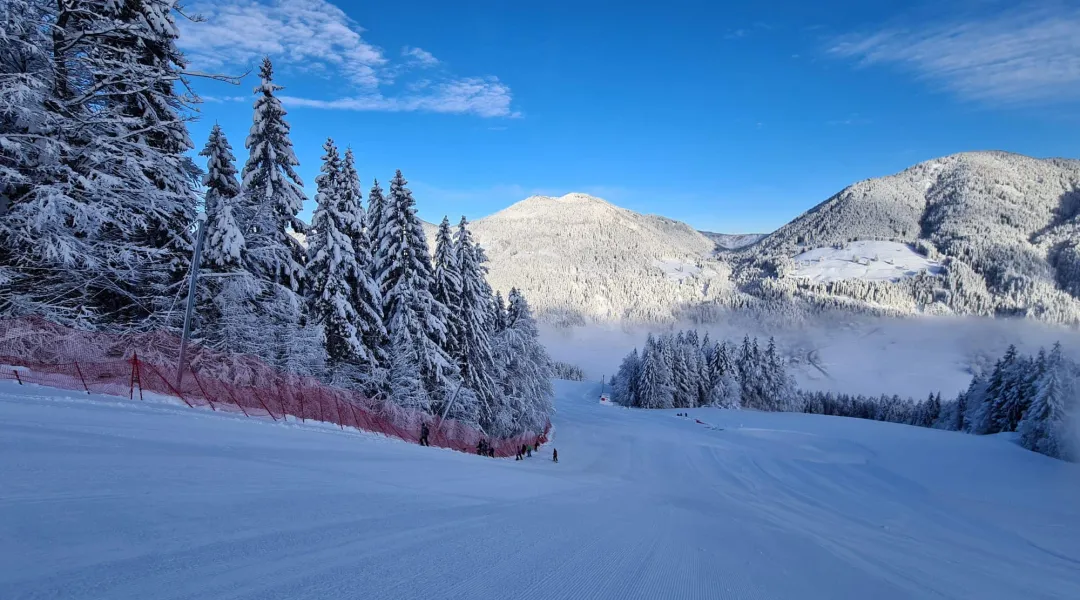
225,387 -> 249,418
252,391 -> 278,422
129,352 -> 137,399
73,361 -> 90,393
129,352 -> 143,401
13,369 -> 22,385
190,370 -> 216,411
333,396 -> 345,430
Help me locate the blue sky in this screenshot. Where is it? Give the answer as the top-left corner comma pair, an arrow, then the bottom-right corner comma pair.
180,0 -> 1080,233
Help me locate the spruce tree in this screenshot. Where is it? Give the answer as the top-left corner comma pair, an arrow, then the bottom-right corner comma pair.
638,335 -> 674,409
195,125 -> 261,355
339,147 -> 387,366
457,218 -> 499,407
306,139 -> 368,366
1019,343 -> 1076,460
1,0 -> 198,327
991,345 -> 1028,432
432,217 -> 464,362
492,289 -> 554,435
492,291 -> 508,333
386,325 -> 432,413
367,178 -> 387,278
241,57 -> 307,292
376,169 -> 454,396
240,57 -> 315,371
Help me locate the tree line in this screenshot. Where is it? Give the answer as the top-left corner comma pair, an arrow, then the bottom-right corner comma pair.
0,1 -> 553,438
799,342 -> 1077,460
611,330 -> 797,411
611,329 -> 1077,461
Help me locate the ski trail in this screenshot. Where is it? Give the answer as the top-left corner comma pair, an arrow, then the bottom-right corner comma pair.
2,381 -> 1079,599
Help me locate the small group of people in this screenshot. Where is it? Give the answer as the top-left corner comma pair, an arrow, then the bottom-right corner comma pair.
515,444 -> 534,460
476,438 -> 496,457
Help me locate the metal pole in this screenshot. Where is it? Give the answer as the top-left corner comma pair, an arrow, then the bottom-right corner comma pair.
438,380 -> 465,424
176,216 -> 208,388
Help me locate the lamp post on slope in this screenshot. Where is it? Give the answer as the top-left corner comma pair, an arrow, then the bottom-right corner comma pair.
176,215 -> 208,388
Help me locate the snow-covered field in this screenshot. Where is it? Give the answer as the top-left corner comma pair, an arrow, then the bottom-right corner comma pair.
2,380 -> 1079,599
792,241 -> 943,282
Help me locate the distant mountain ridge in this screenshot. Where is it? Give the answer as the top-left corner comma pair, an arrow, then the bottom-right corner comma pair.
462,152 -> 1080,326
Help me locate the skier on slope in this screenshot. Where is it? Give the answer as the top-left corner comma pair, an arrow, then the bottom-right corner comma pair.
419,423 -> 430,447
552,448 -> 558,463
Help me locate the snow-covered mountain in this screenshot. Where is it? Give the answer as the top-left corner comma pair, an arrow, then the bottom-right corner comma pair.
462,193 -> 733,325
734,151 -> 1080,323
463,153 -> 1080,326
699,231 -> 765,250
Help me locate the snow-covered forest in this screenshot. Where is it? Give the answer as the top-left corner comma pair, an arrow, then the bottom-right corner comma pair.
612,330 -> 1078,461
610,331 -> 795,412
0,0 -> 553,438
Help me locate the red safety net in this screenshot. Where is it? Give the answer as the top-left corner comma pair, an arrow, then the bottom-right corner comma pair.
0,316 -> 549,457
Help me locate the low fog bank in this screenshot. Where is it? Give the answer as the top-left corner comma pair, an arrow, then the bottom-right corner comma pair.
539,315 -> 1080,400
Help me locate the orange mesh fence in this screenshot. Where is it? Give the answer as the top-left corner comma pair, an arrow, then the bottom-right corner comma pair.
0,316 -> 549,457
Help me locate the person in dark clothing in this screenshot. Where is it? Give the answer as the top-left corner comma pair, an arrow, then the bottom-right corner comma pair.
553,448 -> 558,463
419,423 -> 430,447
477,439 -> 486,455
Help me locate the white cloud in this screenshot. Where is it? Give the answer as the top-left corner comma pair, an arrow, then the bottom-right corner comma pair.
828,5 -> 1080,105
180,0 -> 516,117
181,0 -> 385,87
280,76 -> 520,118
403,46 -> 439,67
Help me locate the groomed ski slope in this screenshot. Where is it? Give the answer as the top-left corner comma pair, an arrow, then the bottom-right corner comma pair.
2,381 -> 1079,600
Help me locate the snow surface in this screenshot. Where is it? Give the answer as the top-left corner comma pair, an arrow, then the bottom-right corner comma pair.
2,380 -> 1079,599
791,241 -> 944,283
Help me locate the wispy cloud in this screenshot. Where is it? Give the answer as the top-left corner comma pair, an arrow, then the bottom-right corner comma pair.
180,0 -> 517,117
828,4 -> 1080,105
280,77 -> 519,118
200,95 -> 250,103
402,46 -> 439,67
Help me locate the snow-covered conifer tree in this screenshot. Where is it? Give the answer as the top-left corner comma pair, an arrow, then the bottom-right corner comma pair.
2,0 -> 198,327
194,125 -> 262,354
367,179 -> 387,278
306,139 -> 368,367
239,58 -> 316,371
386,325 -> 431,413
432,217 -> 464,362
1019,343 -> 1076,461
613,348 -> 642,406
638,335 -> 674,409
991,346 -> 1029,432
492,291 -> 508,333
492,288 -> 554,435
376,170 -> 454,396
339,147 -> 387,366
241,57 -> 307,292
